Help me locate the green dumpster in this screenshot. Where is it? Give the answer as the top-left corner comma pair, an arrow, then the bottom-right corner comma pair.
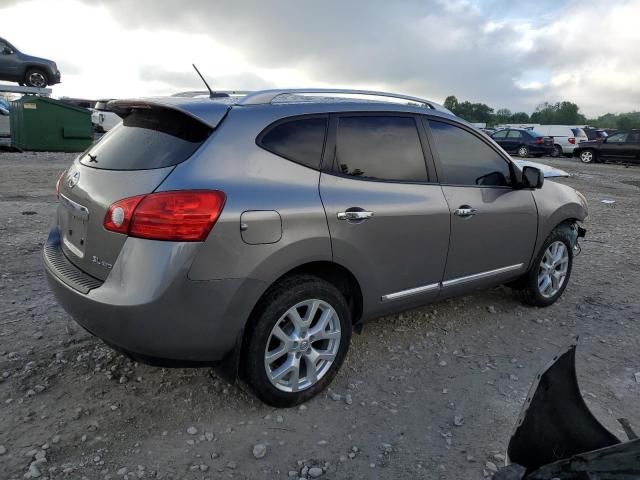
10,96 -> 93,152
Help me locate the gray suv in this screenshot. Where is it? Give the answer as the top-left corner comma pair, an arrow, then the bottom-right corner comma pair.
0,37 -> 61,88
44,89 -> 588,406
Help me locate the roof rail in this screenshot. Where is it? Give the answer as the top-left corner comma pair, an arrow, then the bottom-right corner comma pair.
237,88 -> 450,112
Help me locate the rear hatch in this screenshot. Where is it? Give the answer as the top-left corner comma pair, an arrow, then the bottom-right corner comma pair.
56,99 -> 228,280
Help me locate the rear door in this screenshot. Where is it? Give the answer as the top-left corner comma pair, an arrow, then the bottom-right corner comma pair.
504,129 -> 523,153
56,106 -> 216,280
319,113 -> 450,311
491,129 -> 509,151
424,118 -> 537,293
627,131 -> 640,163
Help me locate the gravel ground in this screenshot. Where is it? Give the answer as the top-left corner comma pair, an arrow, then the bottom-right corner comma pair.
0,151 -> 639,480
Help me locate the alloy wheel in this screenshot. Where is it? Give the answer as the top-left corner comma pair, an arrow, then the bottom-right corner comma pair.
264,299 -> 341,393
552,145 -> 562,157
538,241 -> 569,298
518,146 -> 528,158
580,151 -> 593,163
28,72 -> 46,88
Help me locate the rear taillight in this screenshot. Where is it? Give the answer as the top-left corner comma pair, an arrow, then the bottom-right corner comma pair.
535,137 -> 544,144
55,171 -> 65,197
568,137 -> 576,144
104,190 -> 226,242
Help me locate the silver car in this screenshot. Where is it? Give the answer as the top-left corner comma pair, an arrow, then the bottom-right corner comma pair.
44,89 -> 588,406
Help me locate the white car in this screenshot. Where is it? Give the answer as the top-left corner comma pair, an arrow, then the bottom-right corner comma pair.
535,125 -> 589,157
91,100 -> 121,133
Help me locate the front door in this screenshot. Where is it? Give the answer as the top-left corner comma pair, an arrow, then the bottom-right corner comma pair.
320,114 -> 450,314
599,132 -> 629,160
424,118 -> 538,293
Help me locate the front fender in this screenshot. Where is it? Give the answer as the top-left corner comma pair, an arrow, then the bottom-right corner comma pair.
530,182 -> 588,266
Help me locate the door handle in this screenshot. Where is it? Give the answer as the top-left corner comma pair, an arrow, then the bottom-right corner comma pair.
337,210 -> 374,221
454,206 -> 478,217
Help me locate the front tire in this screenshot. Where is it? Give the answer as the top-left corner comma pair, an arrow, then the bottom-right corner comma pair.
244,275 -> 352,407
517,145 -> 529,158
579,149 -> 596,164
518,229 -> 573,307
24,69 -> 49,88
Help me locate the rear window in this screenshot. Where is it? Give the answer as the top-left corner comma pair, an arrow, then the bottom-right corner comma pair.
258,117 -> 327,170
80,108 -> 212,170
529,131 -> 544,137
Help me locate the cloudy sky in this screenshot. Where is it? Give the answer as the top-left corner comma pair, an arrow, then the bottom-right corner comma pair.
1,0 -> 638,116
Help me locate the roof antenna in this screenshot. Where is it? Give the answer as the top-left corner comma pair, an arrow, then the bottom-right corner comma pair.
192,64 -> 229,98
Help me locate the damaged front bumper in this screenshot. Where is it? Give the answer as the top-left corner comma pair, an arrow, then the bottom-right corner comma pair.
494,339 -> 640,480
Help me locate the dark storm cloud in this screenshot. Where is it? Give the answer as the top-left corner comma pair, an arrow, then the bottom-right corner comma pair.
23,0 -> 638,114
72,0 -> 537,108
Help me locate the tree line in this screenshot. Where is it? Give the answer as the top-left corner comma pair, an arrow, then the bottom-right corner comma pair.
442,95 -> 640,129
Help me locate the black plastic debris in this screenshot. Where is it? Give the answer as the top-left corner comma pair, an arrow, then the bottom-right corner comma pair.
494,338 -> 640,480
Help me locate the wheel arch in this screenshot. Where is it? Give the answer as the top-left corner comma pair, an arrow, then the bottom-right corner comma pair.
218,260 -> 364,383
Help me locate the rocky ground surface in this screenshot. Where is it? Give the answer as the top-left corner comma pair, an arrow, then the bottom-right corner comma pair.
0,151 -> 639,480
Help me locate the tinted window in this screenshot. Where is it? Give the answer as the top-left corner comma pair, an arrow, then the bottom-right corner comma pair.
334,116 -> 427,182
492,130 -> 507,139
427,120 -> 512,187
529,131 -> 544,138
80,108 -> 212,170
629,132 -> 640,142
507,130 -> 522,139
607,132 -> 628,143
259,117 -> 327,170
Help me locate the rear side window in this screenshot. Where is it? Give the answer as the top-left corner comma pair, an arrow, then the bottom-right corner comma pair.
258,117 -> 327,170
507,130 -> 522,139
80,108 -> 212,170
334,116 -> 427,182
427,120 -> 511,187
571,128 -> 586,137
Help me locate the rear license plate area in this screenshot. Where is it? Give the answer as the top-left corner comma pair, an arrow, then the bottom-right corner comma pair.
59,194 -> 89,258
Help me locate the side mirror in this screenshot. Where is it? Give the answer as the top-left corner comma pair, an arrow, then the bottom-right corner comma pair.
2,47 -> 13,55
522,166 -> 544,189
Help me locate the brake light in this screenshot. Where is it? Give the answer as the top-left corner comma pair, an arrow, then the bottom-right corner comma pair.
55,171 -> 65,197
104,195 -> 145,234
568,137 -> 576,144
535,137 -> 544,144
104,190 -> 226,242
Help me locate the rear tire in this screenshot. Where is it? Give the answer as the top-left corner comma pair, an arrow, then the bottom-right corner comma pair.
579,149 -> 596,164
517,229 -> 573,307
517,145 -> 529,158
244,275 -> 352,407
551,144 -> 562,157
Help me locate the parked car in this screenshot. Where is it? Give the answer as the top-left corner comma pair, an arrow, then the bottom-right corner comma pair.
574,129 -> 640,164
0,37 -> 61,88
583,127 -> 608,142
534,125 -> 589,157
91,100 -> 121,133
44,89 -> 588,406
490,128 -> 554,157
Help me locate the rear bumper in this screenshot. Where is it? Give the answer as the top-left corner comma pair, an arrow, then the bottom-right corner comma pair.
43,228 -> 267,362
